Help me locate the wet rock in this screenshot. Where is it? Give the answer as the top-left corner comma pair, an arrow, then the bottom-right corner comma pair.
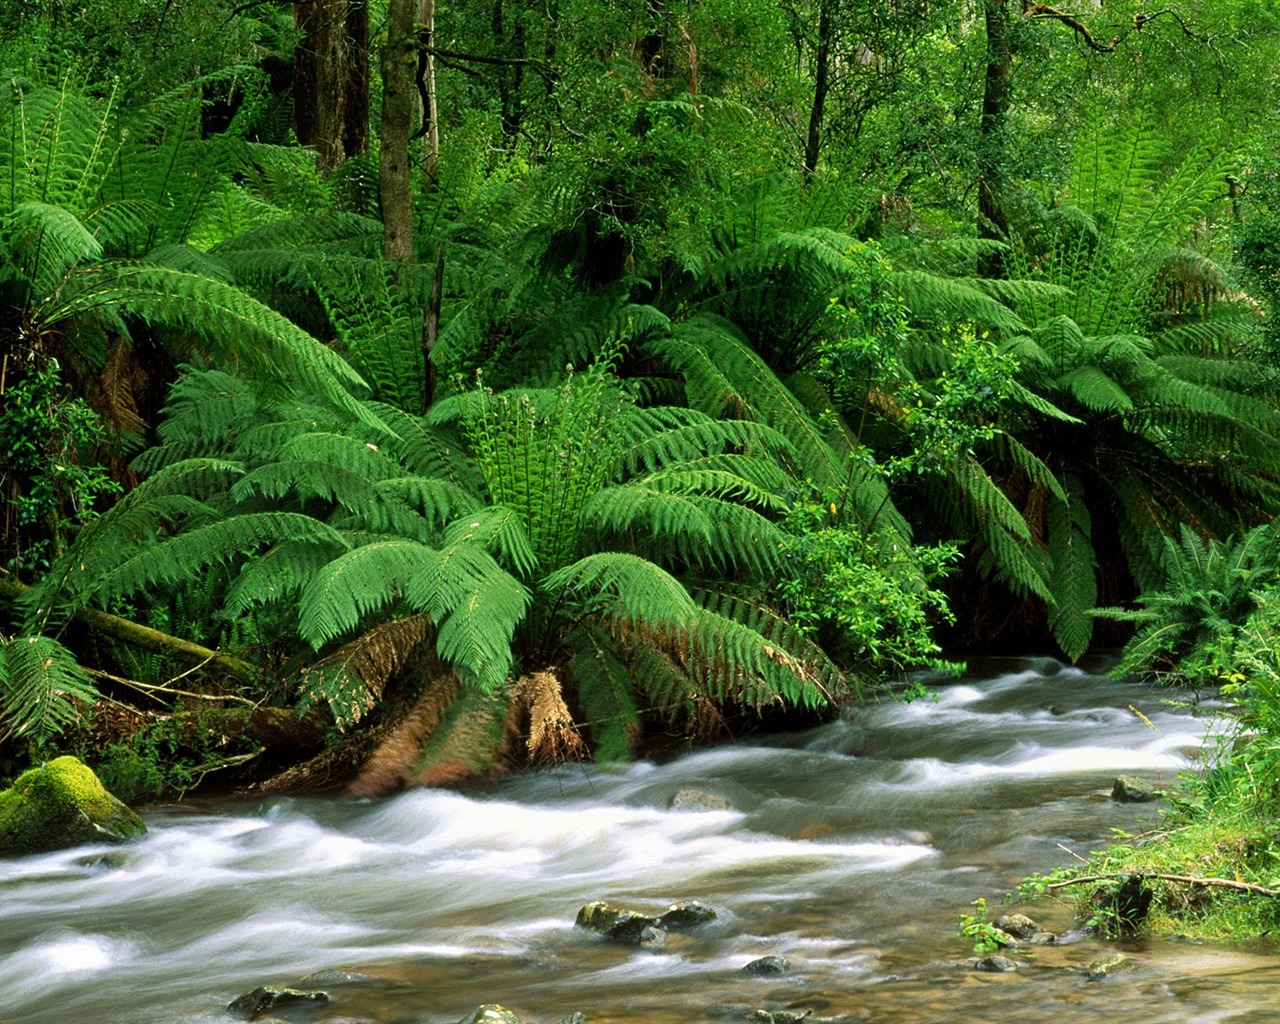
227,986 -> 330,1018
656,899 -> 718,929
576,899 -> 717,943
1111,776 -> 1158,803
639,925 -> 668,949
749,1010 -> 812,1024
458,1007 -> 522,1024
995,913 -> 1055,944
670,789 -> 734,811
575,901 -> 657,940
555,1014 -> 589,1024
1086,953 -> 1135,979
459,1006 -> 522,1024
0,756 -> 146,857
972,955 -> 1018,972
298,968 -> 374,984
743,955 -> 791,975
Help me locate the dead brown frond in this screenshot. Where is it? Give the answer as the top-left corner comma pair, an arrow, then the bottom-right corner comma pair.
347,673 -> 461,796
1024,482 -> 1049,545
407,683 -> 515,788
96,337 -> 147,435
302,613 -> 436,728
511,669 -> 587,765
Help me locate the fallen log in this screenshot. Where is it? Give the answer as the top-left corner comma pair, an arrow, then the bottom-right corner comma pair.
0,576 -> 259,682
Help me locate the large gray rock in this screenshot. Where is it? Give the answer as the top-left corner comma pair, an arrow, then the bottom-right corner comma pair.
742,955 -> 791,975
0,756 -> 146,856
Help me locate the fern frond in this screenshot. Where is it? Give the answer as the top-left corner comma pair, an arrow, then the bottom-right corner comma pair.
297,538 -> 434,649
544,552 -> 697,628
299,613 -> 435,728
0,634 -> 98,744
1046,474 -> 1097,662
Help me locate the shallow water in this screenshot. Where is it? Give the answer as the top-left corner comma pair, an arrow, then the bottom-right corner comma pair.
3,658 -> 1277,1024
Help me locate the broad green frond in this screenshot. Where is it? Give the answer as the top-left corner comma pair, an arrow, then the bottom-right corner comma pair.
544,552 -> 697,628
47,264 -> 382,428
96,512 -> 350,609
0,634 -> 98,745
433,569 -> 529,691
441,506 -> 539,578
224,539 -> 348,617
1047,475 -> 1097,662
298,539 -> 435,649
2,201 -> 101,296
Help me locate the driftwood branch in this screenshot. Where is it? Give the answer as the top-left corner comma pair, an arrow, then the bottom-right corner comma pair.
1047,872 -> 1280,898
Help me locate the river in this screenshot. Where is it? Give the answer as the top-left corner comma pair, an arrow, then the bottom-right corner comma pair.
3,657 -> 1277,1024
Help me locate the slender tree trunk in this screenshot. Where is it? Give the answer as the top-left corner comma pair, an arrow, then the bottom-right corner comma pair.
381,0 -> 418,261
977,0 -> 1012,277
803,0 -> 833,180
419,0 -> 440,184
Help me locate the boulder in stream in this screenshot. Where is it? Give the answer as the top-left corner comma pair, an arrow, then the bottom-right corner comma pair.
227,986 -> 330,1018
0,756 -> 146,856
669,789 -> 734,811
1111,775 -> 1159,803
1085,953 -> 1135,979
971,955 -> 1019,972
575,899 -> 717,943
995,913 -> 1056,944
742,955 -> 791,975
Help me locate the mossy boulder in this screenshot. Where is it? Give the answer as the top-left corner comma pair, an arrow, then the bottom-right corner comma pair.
0,756 -> 147,857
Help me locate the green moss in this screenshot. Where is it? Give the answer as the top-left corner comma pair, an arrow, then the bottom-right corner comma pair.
0,755 -> 147,857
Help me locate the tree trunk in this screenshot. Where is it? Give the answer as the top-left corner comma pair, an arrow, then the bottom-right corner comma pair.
381,0 -> 418,261
977,0 -> 1012,277
804,0 -> 833,180
419,0 -> 440,184
293,0 -> 369,174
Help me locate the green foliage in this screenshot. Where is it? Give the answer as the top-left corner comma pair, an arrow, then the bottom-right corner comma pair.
0,358 -> 120,574
956,898 -> 1015,955
776,491 -> 960,675
0,633 -> 98,747
1100,522 -> 1280,683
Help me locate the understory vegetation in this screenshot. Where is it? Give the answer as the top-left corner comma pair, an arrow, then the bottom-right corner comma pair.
3,1 -> 1280,900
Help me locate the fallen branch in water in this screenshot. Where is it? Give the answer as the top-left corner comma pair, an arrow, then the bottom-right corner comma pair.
1047,873 -> 1279,897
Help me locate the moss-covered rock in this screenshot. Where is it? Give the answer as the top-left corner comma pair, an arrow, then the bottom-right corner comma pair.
0,756 -> 147,856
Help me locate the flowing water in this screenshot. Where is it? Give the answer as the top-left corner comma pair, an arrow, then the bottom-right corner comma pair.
4,658 -> 1278,1024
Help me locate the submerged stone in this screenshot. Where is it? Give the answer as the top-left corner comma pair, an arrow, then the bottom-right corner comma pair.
972,955 -> 1018,972
669,789 -> 733,811
227,986 -> 330,1018
749,1010 -> 813,1023
1086,953 -> 1135,979
0,756 -> 146,857
576,899 -> 718,943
